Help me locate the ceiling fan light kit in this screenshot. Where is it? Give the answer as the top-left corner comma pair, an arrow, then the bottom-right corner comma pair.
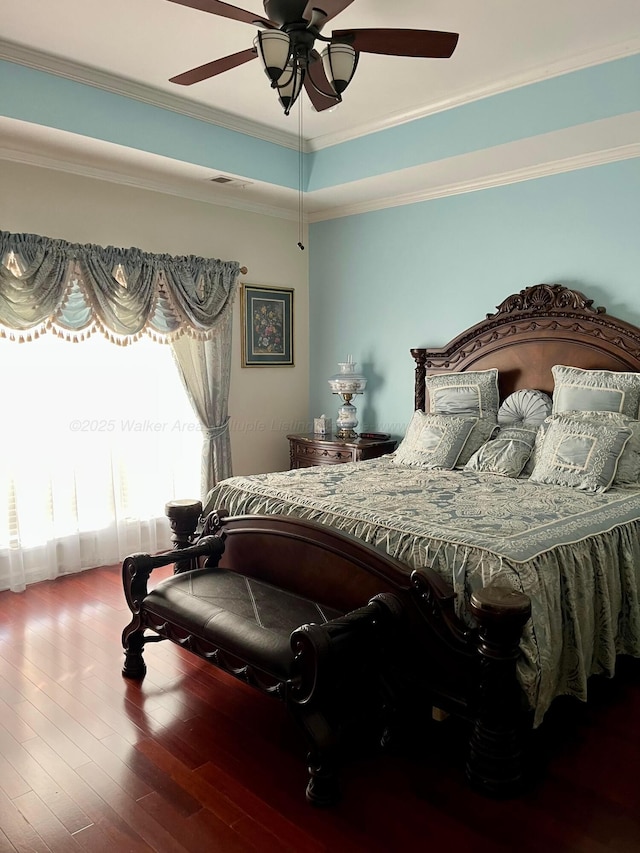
254,26 -> 354,114
276,60 -> 306,114
167,0 -> 459,115
321,42 -> 358,96
253,30 -> 291,83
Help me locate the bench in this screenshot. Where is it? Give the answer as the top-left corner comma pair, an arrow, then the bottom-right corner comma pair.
123,505 -> 533,801
121,508 -> 405,805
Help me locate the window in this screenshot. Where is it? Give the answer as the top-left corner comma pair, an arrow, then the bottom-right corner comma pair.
0,333 -> 201,590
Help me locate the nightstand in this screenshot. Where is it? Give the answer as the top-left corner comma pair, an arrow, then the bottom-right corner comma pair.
287,433 -> 397,469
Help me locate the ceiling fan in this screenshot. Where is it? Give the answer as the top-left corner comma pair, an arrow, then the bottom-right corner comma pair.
167,0 -> 459,115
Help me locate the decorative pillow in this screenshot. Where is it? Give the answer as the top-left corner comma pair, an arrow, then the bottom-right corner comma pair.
529,414 -> 632,493
554,410 -> 640,485
427,369 -> 499,418
455,416 -> 498,467
552,365 -> 640,419
465,426 -> 538,477
393,412 -> 478,469
394,410 -> 429,458
498,389 -> 553,429
521,420 -> 551,477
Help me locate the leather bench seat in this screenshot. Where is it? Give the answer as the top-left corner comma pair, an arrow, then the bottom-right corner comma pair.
144,567 -> 344,681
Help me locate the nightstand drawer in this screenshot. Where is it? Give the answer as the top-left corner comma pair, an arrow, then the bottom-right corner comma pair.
294,443 -> 355,466
287,434 -> 396,470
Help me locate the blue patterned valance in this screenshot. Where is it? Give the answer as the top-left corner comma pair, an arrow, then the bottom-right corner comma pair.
0,230 -> 240,343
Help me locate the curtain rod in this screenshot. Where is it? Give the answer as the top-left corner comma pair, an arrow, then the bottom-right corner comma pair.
240,266 -> 248,275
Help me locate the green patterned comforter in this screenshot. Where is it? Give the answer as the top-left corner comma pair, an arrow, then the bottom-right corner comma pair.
203,457 -> 640,724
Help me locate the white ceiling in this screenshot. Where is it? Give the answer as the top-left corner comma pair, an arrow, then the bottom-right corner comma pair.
1,0 -> 640,216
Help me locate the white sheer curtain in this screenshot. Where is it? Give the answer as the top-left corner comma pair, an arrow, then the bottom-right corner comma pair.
0,334 -> 201,593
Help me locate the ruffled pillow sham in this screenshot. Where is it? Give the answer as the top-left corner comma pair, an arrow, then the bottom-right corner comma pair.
393,411 -> 478,469
546,410 -> 640,485
552,365 -> 640,419
426,369 -> 499,418
528,414 -> 632,493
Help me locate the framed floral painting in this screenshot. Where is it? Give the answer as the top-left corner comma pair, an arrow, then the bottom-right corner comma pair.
241,284 -> 294,367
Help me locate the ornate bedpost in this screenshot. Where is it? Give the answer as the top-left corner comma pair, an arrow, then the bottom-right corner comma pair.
410,349 -> 427,412
165,499 -> 202,573
466,585 -> 532,797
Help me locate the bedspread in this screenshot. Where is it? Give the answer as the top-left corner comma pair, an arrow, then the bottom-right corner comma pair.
203,458 -> 640,724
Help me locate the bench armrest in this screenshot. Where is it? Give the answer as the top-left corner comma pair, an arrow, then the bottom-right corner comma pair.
288,592 -> 404,705
122,535 -> 226,614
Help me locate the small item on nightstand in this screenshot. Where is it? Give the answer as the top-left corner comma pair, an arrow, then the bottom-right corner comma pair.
314,415 -> 332,435
359,432 -> 391,441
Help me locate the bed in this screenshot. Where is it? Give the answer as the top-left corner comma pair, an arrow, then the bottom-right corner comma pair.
194,283 -> 640,793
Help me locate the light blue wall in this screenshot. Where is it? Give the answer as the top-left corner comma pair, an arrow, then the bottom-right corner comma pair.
0,60 -> 300,189
309,157 -> 640,437
307,54 -> 640,190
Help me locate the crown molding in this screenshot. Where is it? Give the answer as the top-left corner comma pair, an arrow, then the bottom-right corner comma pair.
2,136 -> 637,225
0,38 -> 304,152
307,143 -> 640,222
0,143 -> 300,221
308,39 -> 640,151
2,120 -> 638,225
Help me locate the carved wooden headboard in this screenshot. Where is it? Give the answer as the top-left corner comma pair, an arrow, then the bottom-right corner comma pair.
412,283 -> 640,412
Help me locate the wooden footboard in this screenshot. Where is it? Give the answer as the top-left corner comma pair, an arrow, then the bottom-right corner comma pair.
168,506 -> 532,796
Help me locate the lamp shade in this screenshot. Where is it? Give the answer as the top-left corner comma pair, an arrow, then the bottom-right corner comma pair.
321,43 -> 358,95
328,360 -> 367,395
254,30 -> 291,83
276,61 -> 305,114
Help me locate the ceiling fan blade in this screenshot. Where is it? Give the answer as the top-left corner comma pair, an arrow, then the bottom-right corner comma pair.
170,47 -> 257,85
166,0 -> 273,28
332,28 -> 459,59
304,58 -> 338,112
303,0 -> 355,26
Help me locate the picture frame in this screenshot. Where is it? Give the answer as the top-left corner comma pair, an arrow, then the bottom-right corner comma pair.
241,284 -> 294,367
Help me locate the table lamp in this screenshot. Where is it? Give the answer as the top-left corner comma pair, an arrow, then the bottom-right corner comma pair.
328,357 -> 367,439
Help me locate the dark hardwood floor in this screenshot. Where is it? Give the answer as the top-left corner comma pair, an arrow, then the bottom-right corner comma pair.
1,564 -> 639,852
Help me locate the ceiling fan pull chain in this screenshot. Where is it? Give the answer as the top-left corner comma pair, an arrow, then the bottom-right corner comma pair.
298,99 -> 305,251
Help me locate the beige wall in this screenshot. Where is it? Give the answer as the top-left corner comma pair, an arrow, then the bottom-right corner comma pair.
0,160 -> 309,475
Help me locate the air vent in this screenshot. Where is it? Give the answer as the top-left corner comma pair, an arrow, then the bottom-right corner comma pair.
209,175 -> 253,187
